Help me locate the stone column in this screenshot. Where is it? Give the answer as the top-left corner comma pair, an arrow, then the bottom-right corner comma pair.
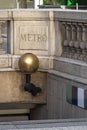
63,22 -> 71,57
74,24 -> 82,59
79,24 -> 87,61
62,22 -> 67,57
69,23 -> 77,58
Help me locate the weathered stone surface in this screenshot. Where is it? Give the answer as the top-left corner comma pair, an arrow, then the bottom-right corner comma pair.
7,127 -> 87,130
47,73 -> 87,119
12,55 -> 20,69
53,57 -> 87,79
19,26 -> 48,50
0,71 -> 46,104
1,9 -> 87,120
0,11 -> 12,20
0,119 -> 87,129
0,55 -> 11,68
13,21 -> 49,55
54,10 -> 87,22
12,10 -> 49,21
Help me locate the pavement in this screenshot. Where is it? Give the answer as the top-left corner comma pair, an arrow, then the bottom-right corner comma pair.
0,118 -> 87,129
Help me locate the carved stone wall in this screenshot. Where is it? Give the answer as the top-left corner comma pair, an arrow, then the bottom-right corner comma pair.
0,10 -> 87,119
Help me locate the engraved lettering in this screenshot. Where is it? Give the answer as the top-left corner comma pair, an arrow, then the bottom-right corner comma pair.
20,34 -> 47,42
21,34 -> 27,41
28,34 -> 35,41
37,34 -> 42,42
42,34 -> 47,42
19,26 -> 48,50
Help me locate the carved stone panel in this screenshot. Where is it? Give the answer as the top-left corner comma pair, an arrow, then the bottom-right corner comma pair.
19,26 -> 48,50
14,21 -> 49,55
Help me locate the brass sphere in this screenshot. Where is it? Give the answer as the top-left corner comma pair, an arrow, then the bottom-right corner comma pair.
19,53 -> 39,74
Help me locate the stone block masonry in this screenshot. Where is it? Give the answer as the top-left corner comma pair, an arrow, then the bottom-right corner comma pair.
0,9 -> 87,120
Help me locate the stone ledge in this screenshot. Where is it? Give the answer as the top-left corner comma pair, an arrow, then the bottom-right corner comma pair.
53,57 -> 87,79
12,10 -> 50,21
48,70 -> 87,85
54,10 -> 87,22
0,54 -> 11,68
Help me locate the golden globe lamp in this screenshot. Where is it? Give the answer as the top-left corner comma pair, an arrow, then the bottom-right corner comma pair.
19,53 -> 39,74
19,53 -> 41,96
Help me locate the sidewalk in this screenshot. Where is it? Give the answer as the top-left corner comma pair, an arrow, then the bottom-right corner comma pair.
0,118 -> 87,129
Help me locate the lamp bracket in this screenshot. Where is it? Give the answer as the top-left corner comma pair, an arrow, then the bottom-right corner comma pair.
24,74 -> 42,96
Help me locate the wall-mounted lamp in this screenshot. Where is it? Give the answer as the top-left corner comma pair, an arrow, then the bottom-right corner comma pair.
19,53 -> 42,96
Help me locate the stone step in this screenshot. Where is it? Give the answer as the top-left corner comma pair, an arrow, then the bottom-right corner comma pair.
0,118 -> 87,129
